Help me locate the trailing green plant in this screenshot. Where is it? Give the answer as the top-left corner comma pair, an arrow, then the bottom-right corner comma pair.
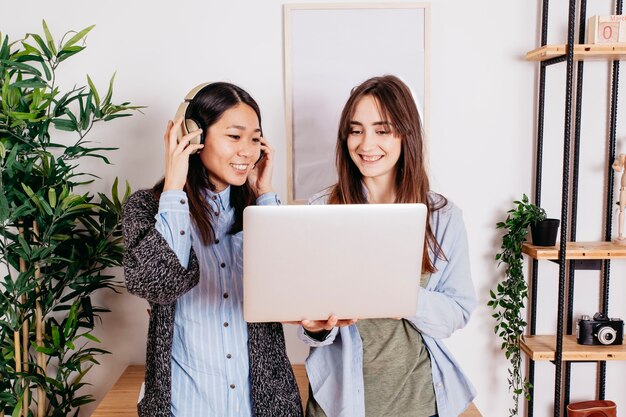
488,194 -> 546,416
0,21 -> 142,417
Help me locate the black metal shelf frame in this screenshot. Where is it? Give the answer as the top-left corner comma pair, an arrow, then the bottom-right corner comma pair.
527,0 -> 623,416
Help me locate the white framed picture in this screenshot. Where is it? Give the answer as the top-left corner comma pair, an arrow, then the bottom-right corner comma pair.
284,2 -> 430,203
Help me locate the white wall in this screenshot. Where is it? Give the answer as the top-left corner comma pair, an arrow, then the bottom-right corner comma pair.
3,1 -> 625,416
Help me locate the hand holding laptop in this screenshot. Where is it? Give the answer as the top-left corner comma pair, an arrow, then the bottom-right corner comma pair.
284,315 -> 358,331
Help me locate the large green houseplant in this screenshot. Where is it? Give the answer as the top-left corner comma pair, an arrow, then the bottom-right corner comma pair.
0,21 -> 140,416
489,194 -> 546,416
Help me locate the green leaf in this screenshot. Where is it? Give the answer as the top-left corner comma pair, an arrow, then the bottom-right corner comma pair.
34,345 -> 57,355
42,20 -> 58,56
52,118 -> 76,131
102,113 -> 132,121
48,188 -> 57,208
11,78 -> 47,89
66,203 -> 96,213
81,332 -> 101,343
62,24 -> 95,49
102,71 -> 116,108
57,45 -> 85,63
0,58 -> 43,76
27,33 -> 52,59
124,180 -> 132,202
86,74 -> 100,107
0,193 -> 9,223
11,400 -> 23,417
52,324 -> 61,347
9,111 -> 38,120
0,34 -> 9,59
64,303 -> 78,337
111,176 -> 120,207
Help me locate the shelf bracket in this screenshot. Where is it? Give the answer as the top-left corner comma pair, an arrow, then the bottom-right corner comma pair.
548,259 -> 602,270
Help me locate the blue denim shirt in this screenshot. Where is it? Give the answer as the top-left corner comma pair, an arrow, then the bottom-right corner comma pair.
299,191 -> 477,417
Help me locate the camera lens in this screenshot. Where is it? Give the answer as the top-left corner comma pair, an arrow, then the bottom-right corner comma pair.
597,327 -> 617,345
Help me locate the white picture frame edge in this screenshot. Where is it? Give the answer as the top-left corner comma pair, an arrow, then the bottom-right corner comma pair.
283,2 -> 431,204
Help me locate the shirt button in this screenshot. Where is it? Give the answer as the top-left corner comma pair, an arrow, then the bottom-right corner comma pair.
215,239 -> 220,244
230,384 -> 235,389
226,354 -> 232,359
212,195 -> 217,200
220,263 -> 226,268
179,199 -> 186,205
179,230 -> 185,235
224,322 -> 229,327
223,293 -> 229,299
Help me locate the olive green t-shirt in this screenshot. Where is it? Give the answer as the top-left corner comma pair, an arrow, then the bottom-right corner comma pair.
307,274 -> 436,417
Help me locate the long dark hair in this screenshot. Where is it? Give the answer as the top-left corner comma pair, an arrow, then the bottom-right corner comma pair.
153,82 -> 261,244
329,75 -> 446,273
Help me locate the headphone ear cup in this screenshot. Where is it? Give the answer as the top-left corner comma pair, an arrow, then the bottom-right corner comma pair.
174,101 -> 189,144
173,102 -> 203,154
185,119 -> 203,146
174,82 -> 212,154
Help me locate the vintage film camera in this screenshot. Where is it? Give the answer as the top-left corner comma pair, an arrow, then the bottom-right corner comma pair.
576,313 -> 624,346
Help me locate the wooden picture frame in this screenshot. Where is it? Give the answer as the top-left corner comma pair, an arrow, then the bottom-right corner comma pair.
284,2 -> 430,203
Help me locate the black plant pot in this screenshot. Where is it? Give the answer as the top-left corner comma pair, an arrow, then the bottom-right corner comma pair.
530,218 -> 560,246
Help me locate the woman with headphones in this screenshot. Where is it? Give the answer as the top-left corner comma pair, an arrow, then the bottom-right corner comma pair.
122,82 -> 302,417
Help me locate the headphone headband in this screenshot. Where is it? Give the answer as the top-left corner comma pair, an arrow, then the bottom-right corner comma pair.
184,82 -> 211,101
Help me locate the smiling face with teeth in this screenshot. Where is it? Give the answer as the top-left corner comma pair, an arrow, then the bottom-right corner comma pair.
346,95 -> 402,187
198,103 -> 262,191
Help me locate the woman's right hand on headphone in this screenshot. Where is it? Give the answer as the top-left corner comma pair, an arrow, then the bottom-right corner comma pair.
163,117 -> 204,191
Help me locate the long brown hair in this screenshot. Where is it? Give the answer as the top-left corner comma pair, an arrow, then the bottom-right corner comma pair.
329,75 -> 446,273
153,82 -> 261,244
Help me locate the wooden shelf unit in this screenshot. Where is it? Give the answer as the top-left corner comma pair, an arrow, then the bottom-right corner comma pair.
521,335 -> 626,362
523,3 -> 626,416
522,241 -> 626,260
525,44 -> 626,61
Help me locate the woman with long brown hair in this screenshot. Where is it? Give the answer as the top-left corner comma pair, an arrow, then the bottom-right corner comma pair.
122,82 -> 302,417
298,75 -> 476,417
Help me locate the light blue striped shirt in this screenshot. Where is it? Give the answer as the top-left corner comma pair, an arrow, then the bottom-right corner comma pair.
155,187 -> 280,417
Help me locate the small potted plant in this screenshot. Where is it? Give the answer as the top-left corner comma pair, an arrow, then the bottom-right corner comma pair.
520,200 -> 559,247
530,215 -> 560,247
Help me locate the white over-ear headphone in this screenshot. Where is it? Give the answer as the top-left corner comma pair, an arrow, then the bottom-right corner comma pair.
173,82 -> 211,153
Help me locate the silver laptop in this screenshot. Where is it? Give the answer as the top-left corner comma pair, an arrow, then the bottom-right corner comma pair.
243,203 -> 428,322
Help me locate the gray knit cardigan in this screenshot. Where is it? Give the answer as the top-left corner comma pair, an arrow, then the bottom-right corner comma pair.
122,189 -> 303,417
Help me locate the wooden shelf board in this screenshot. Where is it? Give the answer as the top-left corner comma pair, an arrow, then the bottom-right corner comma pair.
522,241 -> 626,260
521,335 -> 626,361
526,44 -> 626,61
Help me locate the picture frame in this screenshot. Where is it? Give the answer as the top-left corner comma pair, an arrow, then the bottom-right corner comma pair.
283,2 -> 430,203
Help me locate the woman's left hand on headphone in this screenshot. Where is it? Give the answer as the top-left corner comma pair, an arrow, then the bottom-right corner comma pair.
248,139 -> 274,196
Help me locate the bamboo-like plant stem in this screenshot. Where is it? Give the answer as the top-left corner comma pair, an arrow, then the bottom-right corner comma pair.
33,221 -> 46,417
18,226 -> 28,417
13,329 -> 22,416
33,222 -> 46,417
21,309 -> 28,416
14,330 -> 22,373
